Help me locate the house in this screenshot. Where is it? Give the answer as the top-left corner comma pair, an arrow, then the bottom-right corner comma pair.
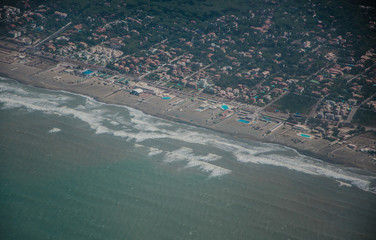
316,112 -> 324,119
325,113 -> 335,120
348,98 -> 357,105
187,81 -> 197,89
9,30 -> 21,38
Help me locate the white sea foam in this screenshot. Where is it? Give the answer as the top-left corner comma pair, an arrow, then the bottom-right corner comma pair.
0,84 -> 28,95
200,153 -> 222,162
163,147 -> 229,177
110,120 -> 120,126
206,137 -> 373,192
185,160 -> 231,177
164,147 -> 194,163
48,128 -> 61,133
0,94 -> 60,111
148,147 -> 163,156
234,152 -> 319,175
1,82 -> 72,104
336,180 -> 352,188
164,147 -> 221,163
235,152 -> 372,191
272,154 -> 372,188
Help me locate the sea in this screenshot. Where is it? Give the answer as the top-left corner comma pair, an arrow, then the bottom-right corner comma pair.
1,77 -> 376,240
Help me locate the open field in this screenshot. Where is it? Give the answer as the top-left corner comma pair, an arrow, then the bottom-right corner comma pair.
270,93 -> 318,115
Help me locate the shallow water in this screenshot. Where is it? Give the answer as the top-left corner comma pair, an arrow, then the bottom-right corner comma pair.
1,78 -> 376,239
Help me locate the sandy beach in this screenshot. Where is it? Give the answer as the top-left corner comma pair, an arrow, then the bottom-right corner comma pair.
1,48 -> 375,173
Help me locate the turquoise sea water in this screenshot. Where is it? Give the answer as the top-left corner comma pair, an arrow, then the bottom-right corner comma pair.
1,77 -> 376,239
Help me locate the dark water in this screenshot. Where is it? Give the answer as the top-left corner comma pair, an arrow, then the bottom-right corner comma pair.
1,78 -> 376,239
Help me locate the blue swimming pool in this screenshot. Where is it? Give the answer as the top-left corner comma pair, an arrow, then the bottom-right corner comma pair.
238,119 -> 250,124
162,97 -> 171,99
83,70 -> 93,75
222,105 -> 229,110
300,134 -> 311,138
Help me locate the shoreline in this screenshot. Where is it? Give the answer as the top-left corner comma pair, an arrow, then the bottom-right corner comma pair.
1,53 -> 375,173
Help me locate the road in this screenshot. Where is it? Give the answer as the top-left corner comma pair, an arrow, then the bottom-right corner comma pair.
307,97 -> 324,119
346,106 -> 358,124
346,63 -> 376,84
32,21 -> 72,49
183,63 -> 212,80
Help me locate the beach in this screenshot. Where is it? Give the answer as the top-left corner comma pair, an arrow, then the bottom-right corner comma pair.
2,54 -> 376,239
1,46 -> 375,173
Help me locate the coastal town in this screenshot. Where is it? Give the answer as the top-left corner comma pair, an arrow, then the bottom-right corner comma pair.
1,0 -> 376,170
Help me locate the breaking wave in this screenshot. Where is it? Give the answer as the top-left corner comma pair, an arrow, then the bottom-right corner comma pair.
48,128 -> 61,133
164,147 -> 229,177
148,147 -> 163,156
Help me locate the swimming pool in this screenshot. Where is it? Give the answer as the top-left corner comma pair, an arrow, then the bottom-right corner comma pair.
222,105 -> 229,110
83,70 -> 93,75
300,134 -> 311,138
162,97 -> 171,100
238,119 -> 250,124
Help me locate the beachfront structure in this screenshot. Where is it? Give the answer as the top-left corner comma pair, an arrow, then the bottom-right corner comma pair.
293,124 -> 310,133
131,88 -> 143,96
267,122 -> 284,133
133,84 -> 161,95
